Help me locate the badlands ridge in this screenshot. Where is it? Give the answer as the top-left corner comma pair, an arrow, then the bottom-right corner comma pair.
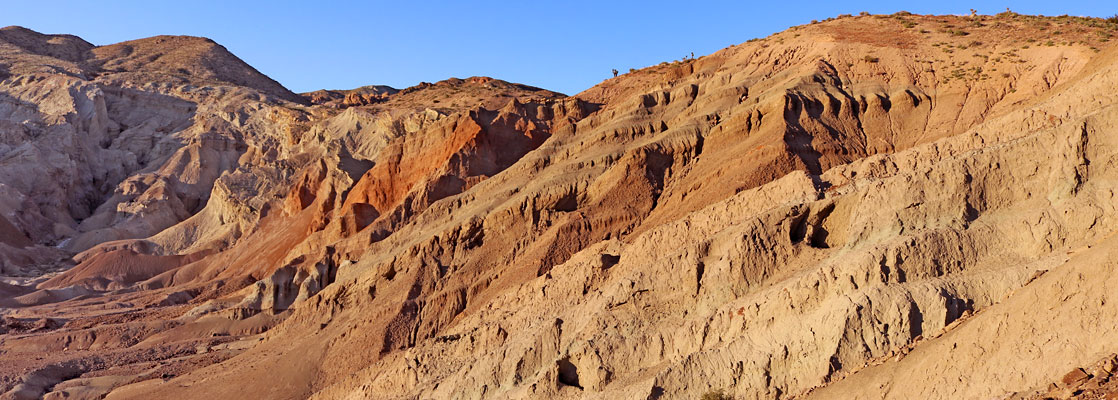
1,11 -> 1118,399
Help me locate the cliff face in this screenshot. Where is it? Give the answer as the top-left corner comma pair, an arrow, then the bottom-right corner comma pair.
2,13 -> 1118,400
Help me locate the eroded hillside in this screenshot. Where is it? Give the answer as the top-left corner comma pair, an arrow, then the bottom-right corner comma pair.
2,12 -> 1118,400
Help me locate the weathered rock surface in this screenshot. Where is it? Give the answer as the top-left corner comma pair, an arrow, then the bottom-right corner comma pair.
3,12 -> 1118,400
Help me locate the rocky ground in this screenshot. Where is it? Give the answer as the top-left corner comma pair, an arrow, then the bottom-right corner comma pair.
1,11 -> 1118,399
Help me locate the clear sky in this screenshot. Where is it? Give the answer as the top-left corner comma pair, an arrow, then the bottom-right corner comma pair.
2,1 -> 1114,95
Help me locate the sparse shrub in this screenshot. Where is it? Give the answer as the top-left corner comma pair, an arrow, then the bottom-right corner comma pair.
701,390 -> 735,400
864,55 -> 880,63
859,11 -> 870,16
811,19 -> 819,24
1106,14 -> 1118,25
629,68 -> 636,73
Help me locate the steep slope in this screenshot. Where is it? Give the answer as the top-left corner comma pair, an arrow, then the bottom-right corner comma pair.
2,12 -> 1118,400
88,35 -> 306,103
0,26 -> 92,78
92,12 -> 1118,400
0,25 -> 584,400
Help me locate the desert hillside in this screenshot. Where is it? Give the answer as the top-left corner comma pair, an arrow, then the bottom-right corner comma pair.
2,11 -> 1118,399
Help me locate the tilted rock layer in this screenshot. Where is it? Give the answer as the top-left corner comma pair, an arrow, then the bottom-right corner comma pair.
2,12 -> 1118,400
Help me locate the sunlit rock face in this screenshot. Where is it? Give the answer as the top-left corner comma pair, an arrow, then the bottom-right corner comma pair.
3,13 -> 1118,400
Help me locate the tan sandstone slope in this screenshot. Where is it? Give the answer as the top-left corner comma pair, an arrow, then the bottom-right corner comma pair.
2,11 -> 1118,400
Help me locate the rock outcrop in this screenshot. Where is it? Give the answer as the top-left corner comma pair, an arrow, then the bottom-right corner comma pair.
3,12 -> 1118,400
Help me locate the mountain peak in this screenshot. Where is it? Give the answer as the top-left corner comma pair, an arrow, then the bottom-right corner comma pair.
0,25 -> 93,63
88,34 -> 305,103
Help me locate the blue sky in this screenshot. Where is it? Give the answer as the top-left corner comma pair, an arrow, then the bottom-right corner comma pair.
2,1 -> 1114,95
